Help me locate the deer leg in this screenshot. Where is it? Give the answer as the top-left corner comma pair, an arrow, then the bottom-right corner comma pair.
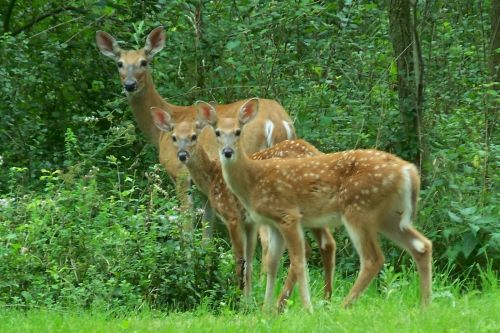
226,218 -> 246,291
342,217 -> 385,308
258,225 -> 270,281
278,220 -> 312,312
277,263 -> 296,312
304,237 -> 313,259
263,226 -> 285,311
173,170 -> 194,232
311,227 -> 336,300
201,197 -> 215,243
381,224 -> 432,307
244,220 -> 258,297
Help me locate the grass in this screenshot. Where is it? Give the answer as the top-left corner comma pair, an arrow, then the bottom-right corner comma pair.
1,268 -> 499,333
1,289 -> 498,333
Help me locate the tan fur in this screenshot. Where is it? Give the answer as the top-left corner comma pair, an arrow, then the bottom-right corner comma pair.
213,99 -> 432,312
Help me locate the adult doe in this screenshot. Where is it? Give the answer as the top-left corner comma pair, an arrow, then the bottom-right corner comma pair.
96,26 -> 197,216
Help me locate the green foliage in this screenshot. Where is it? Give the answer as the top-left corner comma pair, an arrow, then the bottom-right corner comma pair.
0,160 -> 237,310
0,0 -> 498,310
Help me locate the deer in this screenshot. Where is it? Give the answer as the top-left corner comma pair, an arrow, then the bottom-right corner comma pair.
96,26 -> 202,230
150,105 -> 335,300
203,97 -> 432,312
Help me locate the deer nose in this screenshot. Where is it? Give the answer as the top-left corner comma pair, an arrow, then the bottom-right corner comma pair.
124,80 -> 137,92
222,148 -> 234,159
178,150 -> 189,162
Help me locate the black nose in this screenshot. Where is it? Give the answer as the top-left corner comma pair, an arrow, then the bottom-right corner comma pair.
178,151 -> 189,162
124,81 -> 137,92
222,148 -> 234,159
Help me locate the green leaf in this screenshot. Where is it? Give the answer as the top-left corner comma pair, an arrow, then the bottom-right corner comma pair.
21,291 -> 32,300
319,116 -> 331,125
226,40 -> 241,50
448,211 -> 463,223
460,207 -> 477,215
461,232 -> 478,258
390,62 -> 397,76
468,223 -> 480,236
6,233 -> 17,240
445,246 -> 461,262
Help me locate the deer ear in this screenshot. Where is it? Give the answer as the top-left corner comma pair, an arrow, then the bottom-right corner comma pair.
96,31 -> 121,60
150,106 -> 174,132
196,100 -> 217,125
144,26 -> 165,60
238,98 -> 259,125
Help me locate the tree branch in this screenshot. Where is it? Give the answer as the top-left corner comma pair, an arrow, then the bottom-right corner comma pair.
3,0 -> 17,33
10,5 -> 85,36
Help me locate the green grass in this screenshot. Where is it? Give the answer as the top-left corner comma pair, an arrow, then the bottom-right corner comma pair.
0,290 -> 498,333
1,271 -> 499,333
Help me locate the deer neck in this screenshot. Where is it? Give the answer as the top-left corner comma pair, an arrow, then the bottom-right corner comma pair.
185,143 -> 216,196
219,142 -> 254,206
128,71 -> 163,147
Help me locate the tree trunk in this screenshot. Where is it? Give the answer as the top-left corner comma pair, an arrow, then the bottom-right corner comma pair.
388,0 -> 428,173
491,0 -> 500,83
193,1 -> 205,91
484,0 -> 500,190
3,0 -> 16,33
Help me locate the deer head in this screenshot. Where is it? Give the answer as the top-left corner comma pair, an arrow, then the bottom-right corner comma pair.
150,106 -> 206,163
96,26 -> 165,94
197,97 -> 259,161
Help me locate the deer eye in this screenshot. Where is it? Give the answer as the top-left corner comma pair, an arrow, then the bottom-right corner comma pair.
191,134 -> 197,141
140,60 -> 148,67
172,135 -> 177,142
215,129 -> 221,137
235,128 -> 241,137
117,61 -> 124,68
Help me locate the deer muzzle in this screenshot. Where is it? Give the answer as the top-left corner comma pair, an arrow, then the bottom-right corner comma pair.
124,80 -> 137,92
177,150 -> 189,163
222,148 -> 234,159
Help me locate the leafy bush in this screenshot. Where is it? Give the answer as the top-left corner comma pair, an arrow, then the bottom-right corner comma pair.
0,160 -> 238,310
0,127 -> 237,310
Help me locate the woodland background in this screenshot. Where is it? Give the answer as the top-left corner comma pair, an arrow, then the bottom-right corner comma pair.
0,0 -> 498,311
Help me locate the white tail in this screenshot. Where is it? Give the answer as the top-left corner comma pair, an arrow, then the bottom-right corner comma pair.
207,98 -> 432,312
151,105 -> 335,300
